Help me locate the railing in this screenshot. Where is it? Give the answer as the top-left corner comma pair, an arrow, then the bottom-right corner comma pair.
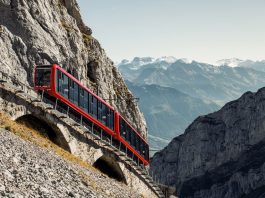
40,90 -> 147,168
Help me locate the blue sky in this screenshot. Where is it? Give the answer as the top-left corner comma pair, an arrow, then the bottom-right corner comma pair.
77,0 -> 265,64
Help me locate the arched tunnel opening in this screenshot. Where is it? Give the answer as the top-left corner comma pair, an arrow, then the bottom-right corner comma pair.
16,115 -> 71,152
93,155 -> 127,184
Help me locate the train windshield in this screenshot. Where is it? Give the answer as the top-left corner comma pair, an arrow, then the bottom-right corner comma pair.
35,66 -> 52,87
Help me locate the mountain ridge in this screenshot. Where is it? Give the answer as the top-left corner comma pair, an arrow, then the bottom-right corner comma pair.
118,57 -> 265,151
119,57 -> 265,105
118,56 -> 265,69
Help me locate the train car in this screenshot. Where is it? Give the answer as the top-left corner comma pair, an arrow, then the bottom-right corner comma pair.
34,64 -> 149,166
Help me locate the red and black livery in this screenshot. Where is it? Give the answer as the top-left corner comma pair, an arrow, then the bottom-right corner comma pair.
34,64 -> 149,166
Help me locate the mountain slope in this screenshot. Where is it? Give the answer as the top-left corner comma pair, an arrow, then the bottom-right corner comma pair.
150,87 -> 265,198
0,115 -> 143,198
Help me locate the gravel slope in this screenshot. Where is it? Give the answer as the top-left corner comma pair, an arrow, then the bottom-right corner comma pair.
0,128 -> 143,198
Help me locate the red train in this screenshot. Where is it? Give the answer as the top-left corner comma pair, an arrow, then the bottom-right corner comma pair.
34,64 -> 149,166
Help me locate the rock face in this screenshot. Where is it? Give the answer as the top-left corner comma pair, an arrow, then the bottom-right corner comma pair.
0,128 -> 143,198
0,0 -> 146,137
151,87 -> 265,198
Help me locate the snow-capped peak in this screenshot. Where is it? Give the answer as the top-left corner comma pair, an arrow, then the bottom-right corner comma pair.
215,58 -> 244,67
177,58 -> 193,64
155,56 -> 177,64
117,57 -> 155,70
119,56 -> 178,66
117,56 -> 198,70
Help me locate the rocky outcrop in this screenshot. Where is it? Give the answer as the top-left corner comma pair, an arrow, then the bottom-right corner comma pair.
0,0 -> 146,137
151,87 -> 265,198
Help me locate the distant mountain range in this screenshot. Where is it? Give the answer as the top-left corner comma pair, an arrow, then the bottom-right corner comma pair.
118,57 -> 265,152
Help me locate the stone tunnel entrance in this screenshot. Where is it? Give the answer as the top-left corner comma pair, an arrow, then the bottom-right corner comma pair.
16,114 -> 71,152
93,155 -> 127,184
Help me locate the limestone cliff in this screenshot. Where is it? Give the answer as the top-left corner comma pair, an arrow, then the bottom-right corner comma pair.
0,0 -> 147,138
151,87 -> 265,198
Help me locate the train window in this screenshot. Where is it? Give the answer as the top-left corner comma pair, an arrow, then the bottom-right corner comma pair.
69,78 -> 74,102
98,101 -> 102,122
56,70 -> 62,93
131,129 -> 136,149
133,131 -> 137,149
79,87 -> 84,108
145,144 -> 149,160
108,109 -> 114,130
134,135 -> 138,151
140,140 -> 143,155
89,93 -> 93,115
139,140 -> 143,157
142,143 -> 146,159
73,82 -> 79,105
35,68 -> 51,86
93,96 -> 97,118
139,138 -> 143,155
126,125 -> 130,142
91,95 -> 95,111
136,136 -> 140,153
120,119 -> 125,138
101,103 -> 107,125
111,110 -> 114,130
56,70 -> 68,99
123,120 -> 130,143
84,91 -> 89,113
90,95 -> 97,118
62,74 -> 69,99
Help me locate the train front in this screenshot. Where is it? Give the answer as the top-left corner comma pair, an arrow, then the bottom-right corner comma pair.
34,64 -> 55,93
